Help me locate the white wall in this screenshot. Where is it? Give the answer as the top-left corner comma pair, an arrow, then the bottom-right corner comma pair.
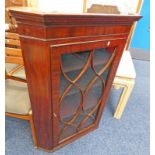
87,0 -> 140,14
37,0 -> 84,13
28,0 -> 140,14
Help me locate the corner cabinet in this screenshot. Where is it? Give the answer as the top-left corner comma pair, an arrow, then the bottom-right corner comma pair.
10,8 -> 141,151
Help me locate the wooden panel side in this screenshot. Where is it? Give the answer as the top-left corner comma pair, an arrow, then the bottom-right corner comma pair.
19,38 -> 53,150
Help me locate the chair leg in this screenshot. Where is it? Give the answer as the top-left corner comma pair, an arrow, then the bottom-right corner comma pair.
113,85 -> 121,90
29,113 -> 37,147
113,78 -> 135,119
6,111 -> 38,147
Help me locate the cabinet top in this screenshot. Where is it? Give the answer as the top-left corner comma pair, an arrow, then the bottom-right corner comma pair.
10,7 -> 142,26
9,7 -> 140,16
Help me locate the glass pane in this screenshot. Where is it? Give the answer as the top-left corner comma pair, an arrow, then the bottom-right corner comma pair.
59,48 -> 116,142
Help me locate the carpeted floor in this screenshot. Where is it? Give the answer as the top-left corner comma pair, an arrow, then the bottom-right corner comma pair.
5,59 -> 150,155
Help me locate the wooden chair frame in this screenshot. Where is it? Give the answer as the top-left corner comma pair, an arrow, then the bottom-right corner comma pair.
5,30 -> 27,83
5,12 -> 36,145
6,111 -> 37,146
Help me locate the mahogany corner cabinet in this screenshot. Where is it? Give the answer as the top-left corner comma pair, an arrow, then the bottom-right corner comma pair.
10,8 -> 141,152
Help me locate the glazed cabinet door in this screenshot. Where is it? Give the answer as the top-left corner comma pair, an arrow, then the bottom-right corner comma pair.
50,38 -> 127,147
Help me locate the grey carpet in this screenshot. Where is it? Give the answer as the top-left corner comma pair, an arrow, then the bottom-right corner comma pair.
129,48 -> 150,61
5,59 -> 150,155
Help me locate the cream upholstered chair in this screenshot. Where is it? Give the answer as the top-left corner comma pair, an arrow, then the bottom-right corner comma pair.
6,80 -> 30,115
113,51 -> 136,119
84,0 -> 143,119
5,7 -> 26,82
5,52 -> 37,147
5,15 -> 37,145
113,0 -> 143,119
5,29 -> 26,83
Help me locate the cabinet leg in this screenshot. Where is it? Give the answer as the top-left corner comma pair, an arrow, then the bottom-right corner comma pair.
29,111 -> 37,147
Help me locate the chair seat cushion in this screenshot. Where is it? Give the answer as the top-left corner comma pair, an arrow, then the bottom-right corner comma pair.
6,63 -> 26,80
116,50 -> 136,78
5,80 -> 31,115
13,68 -> 26,79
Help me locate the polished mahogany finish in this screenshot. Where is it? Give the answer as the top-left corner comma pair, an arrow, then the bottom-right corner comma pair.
10,8 -> 141,151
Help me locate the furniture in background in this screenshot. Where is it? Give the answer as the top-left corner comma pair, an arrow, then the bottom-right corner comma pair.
114,0 -> 143,119
84,0 -> 143,119
87,4 -> 120,14
5,29 -> 26,83
5,0 -> 28,24
10,7 -> 141,151
5,25 -> 37,146
113,51 -> 136,119
5,80 -> 37,146
5,0 -> 39,146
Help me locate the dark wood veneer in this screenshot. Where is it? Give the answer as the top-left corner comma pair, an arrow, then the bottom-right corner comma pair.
10,8 -> 141,151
